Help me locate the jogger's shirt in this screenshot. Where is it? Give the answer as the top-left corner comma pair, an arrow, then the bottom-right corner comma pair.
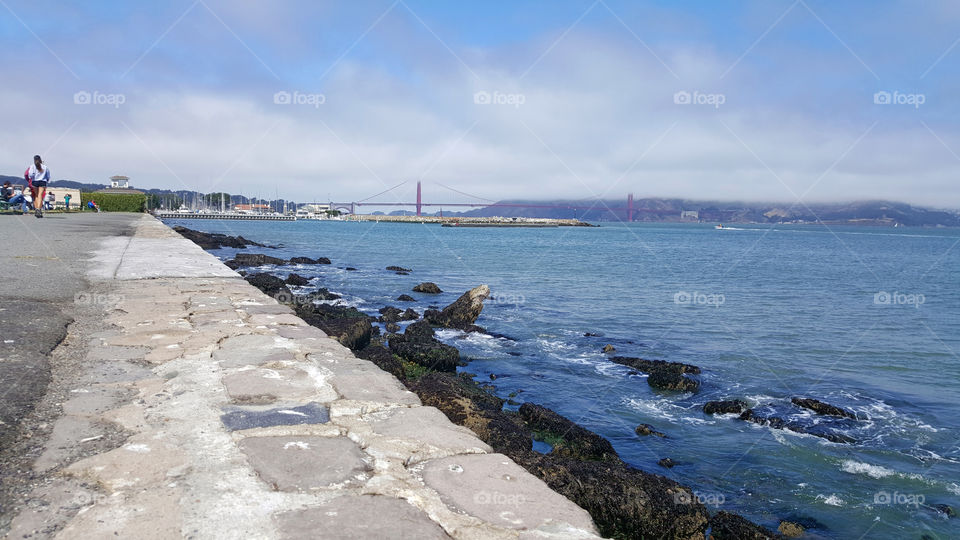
27,164 -> 50,186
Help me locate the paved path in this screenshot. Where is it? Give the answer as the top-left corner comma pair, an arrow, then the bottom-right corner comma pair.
7,215 -> 600,539
0,213 -> 138,450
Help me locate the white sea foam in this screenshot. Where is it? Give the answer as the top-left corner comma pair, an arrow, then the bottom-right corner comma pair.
816,494 -> 845,506
841,460 -> 895,478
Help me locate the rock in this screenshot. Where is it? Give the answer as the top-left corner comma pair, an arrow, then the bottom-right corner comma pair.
791,397 -> 855,419
403,319 -> 436,342
778,520 -> 805,537
244,273 -> 291,300
584,332 -> 603,337
285,273 -> 310,286
388,338 -> 460,372
709,511 -> 778,539
932,503 -> 956,518
489,374 -> 497,380
512,451 -> 710,540
704,400 -> 748,415
384,322 -> 400,333
635,424 -> 666,437
609,356 -> 700,374
647,369 -> 700,393
345,267 -> 357,271
294,304 -> 374,351
408,373 -> 532,455
424,285 -> 490,330
602,344 -> 616,353
386,266 -> 411,272
378,306 -> 419,323
173,226 -> 266,250
230,253 -> 287,267
657,458 -> 675,468
519,403 -> 619,462
413,282 -> 443,294
739,409 -> 855,444
290,256 -> 331,264
355,344 -> 405,381
396,294 -> 416,302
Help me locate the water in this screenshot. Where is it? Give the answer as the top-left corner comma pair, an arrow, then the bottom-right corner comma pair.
165,218 -> 960,538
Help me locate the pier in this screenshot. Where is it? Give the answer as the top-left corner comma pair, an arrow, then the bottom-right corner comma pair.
155,212 -> 296,221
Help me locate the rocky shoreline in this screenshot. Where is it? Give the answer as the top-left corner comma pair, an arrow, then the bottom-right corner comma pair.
176,226 -> 852,539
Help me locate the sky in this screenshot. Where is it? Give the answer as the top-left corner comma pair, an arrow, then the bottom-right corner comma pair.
1,0 -> 959,208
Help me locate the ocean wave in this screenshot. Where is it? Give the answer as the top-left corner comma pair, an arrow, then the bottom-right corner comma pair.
840,460 -> 924,481
816,494 -> 845,506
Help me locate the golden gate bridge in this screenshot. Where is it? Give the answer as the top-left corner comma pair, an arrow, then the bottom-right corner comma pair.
328,181 -> 655,222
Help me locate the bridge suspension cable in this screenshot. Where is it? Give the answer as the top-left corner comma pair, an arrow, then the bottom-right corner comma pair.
356,181 -> 408,203
434,182 -> 497,203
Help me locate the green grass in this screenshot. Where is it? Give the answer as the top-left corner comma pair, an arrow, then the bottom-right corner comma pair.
532,430 -> 565,447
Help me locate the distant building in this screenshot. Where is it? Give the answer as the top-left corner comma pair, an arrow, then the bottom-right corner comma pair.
98,175 -> 144,194
234,203 -> 271,213
296,203 -> 331,215
680,210 -> 699,220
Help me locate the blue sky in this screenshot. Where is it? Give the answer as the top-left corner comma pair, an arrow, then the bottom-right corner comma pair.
1,1 -> 959,206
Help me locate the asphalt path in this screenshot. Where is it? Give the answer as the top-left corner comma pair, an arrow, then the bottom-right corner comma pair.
0,212 -> 138,448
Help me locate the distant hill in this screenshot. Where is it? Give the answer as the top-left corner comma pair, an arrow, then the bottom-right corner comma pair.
457,198 -> 960,227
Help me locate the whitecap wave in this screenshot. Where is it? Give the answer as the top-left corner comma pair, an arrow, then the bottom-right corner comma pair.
816,494 -> 845,506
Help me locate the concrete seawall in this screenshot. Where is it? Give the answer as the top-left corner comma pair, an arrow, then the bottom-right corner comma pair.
8,215 -> 600,539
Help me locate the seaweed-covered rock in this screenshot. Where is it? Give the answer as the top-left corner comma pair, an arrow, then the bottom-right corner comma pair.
389,338 -> 460,372
658,458 -> 675,469
413,282 -> 443,294
602,344 -> 616,353
739,409 -> 855,444
174,226 -> 266,250
285,273 -> 310,286
647,369 -> 700,393
791,397 -> 855,419
290,256 -> 331,264
424,285 -> 490,330
408,373 -> 532,455
704,400 -> 748,415
378,306 -> 419,323
519,403 -> 619,462
356,344 -> 405,380
635,424 -> 666,437
294,304 -> 373,351
778,521 -> 805,537
386,265 -> 411,272
512,452 -> 710,540
230,253 -> 287,267
396,294 -> 416,302
610,356 -> 701,374
244,273 -> 291,299
709,511 -> 778,539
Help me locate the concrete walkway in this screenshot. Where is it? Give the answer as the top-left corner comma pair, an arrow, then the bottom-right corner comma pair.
8,215 -> 600,539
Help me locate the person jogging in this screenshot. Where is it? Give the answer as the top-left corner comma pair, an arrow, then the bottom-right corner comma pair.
25,155 -> 50,218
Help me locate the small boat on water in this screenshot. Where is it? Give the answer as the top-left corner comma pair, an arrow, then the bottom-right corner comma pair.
715,224 -> 724,229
